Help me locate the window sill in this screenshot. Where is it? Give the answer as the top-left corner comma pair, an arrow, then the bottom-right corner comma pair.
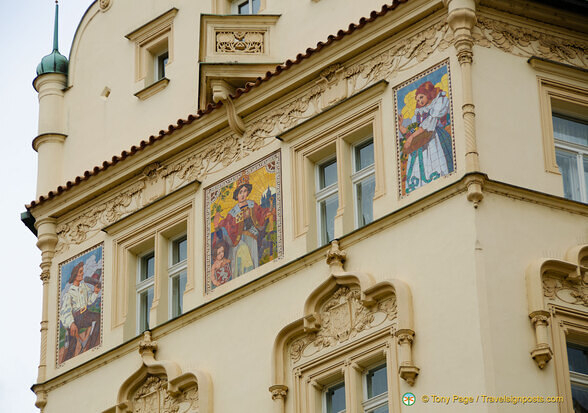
134,77 -> 170,100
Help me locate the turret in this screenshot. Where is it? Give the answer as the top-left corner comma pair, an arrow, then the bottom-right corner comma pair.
32,0 -> 68,198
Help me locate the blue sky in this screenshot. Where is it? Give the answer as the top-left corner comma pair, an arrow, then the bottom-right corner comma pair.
0,1 -> 93,411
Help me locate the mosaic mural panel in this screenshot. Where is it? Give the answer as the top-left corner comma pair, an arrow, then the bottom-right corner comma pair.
205,151 -> 283,293
57,243 -> 103,365
395,60 -> 455,196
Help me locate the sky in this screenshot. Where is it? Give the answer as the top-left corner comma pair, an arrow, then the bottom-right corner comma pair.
0,1 -> 94,411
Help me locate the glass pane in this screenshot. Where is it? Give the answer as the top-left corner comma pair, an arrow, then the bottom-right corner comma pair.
252,0 -> 260,13
370,406 -> 389,413
355,140 -> 374,171
569,344 -> 588,375
157,52 -> 168,80
553,115 -> 588,146
139,287 -> 153,332
556,150 -> 581,202
172,271 -> 187,318
356,175 -> 375,227
367,364 -> 388,398
320,159 -> 338,189
320,194 -> 338,244
238,1 -> 249,14
571,383 -> 588,413
173,236 -> 188,264
326,382 -> 345,413
140,253 -> 155,281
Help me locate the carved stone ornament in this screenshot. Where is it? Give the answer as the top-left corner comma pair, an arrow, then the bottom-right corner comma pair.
289,286 -> 397,363
131,376 -> 199,413
543,275 -> 588,307
326,240 -> 346,272
99,0 -> 112,12
216,31 -> 264,54
472,15 -> 588,69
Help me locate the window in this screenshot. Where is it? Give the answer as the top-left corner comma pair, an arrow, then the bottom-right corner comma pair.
553,114 -> 588,203
126,8 -> 176,99
363,363 -> 389,413
325,381 -> 346,413
316,158 -> 338,245
352,139 -> 375,227
234,0 -> 260,14
137,252 -> 155,333
567,343 -> 588,412
169,235 -> 187,318
156,51 -> 169,81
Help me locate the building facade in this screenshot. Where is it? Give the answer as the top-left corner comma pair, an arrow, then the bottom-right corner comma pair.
25,0 -> 588,412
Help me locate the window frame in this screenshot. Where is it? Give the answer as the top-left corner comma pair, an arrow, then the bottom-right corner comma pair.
362,362 -> 389,413
550,305 -> 588,413
351,137 -> 376,229
168,233 -> 188,319
230,0 -> 264,14
316,157 -> 339,246
553,113 -> 588,203
136,250 -> 155,334
290,95 -> 385,250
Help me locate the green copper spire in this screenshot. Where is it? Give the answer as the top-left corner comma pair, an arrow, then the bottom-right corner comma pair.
36,1 -> 69,76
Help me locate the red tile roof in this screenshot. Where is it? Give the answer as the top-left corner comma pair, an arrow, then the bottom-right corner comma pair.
27,0 -> 407,210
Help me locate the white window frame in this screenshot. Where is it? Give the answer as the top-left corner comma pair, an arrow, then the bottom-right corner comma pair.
168,234 -> 188,318
233,0 -> 260,14
351,137 -> 375,229
362,362 -> 388,413
316,157 -> 338,246
136,251 -> 155,334
553,114 -> 588,203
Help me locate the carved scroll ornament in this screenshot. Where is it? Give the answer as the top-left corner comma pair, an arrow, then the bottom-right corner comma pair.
543,275 -> 588,308
289,286 -> 397,363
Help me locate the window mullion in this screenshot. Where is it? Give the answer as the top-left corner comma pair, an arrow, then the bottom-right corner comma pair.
577,152 -> 588,202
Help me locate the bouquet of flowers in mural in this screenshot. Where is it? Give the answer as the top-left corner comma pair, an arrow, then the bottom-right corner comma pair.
395,61 -> 455,196
205,152 -> 283,293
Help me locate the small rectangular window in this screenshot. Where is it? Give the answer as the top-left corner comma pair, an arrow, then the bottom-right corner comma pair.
236,0 -> 260,14
567,343 -> 588,411
325,381 -> 346,413
139,252 -> 155,282
352,139 -> 375,228
553,114 -> 588,203
169,235 -> 188,318
317,159 -> 338,245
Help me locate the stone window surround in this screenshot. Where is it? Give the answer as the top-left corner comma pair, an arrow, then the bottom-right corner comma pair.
289,96 -> 385,250
126,8 -> 178,98
530,58 -> 588,176
110,190 -> 194,341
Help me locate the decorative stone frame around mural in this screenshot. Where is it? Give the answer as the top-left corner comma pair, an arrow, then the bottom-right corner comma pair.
105,331 -> 211,413
529,59 -> 588,175
525,244 -> 588,373
270,241 -> 418,413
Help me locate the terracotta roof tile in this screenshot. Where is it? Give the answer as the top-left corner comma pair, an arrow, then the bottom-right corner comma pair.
26,0 -> 406,210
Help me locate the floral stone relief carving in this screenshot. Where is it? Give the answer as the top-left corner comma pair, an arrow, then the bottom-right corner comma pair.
132,375 -> 198,413
216,31 -> 264,54
289,286 -> 397,363
543,275 -> 588,308
473,15 -> 588,69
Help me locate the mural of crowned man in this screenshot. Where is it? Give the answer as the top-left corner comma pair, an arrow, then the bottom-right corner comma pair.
59,257 -> 102,364
212,173 -> 275,281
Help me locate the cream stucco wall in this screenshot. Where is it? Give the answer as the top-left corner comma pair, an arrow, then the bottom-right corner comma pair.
28,0 -> 588,412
